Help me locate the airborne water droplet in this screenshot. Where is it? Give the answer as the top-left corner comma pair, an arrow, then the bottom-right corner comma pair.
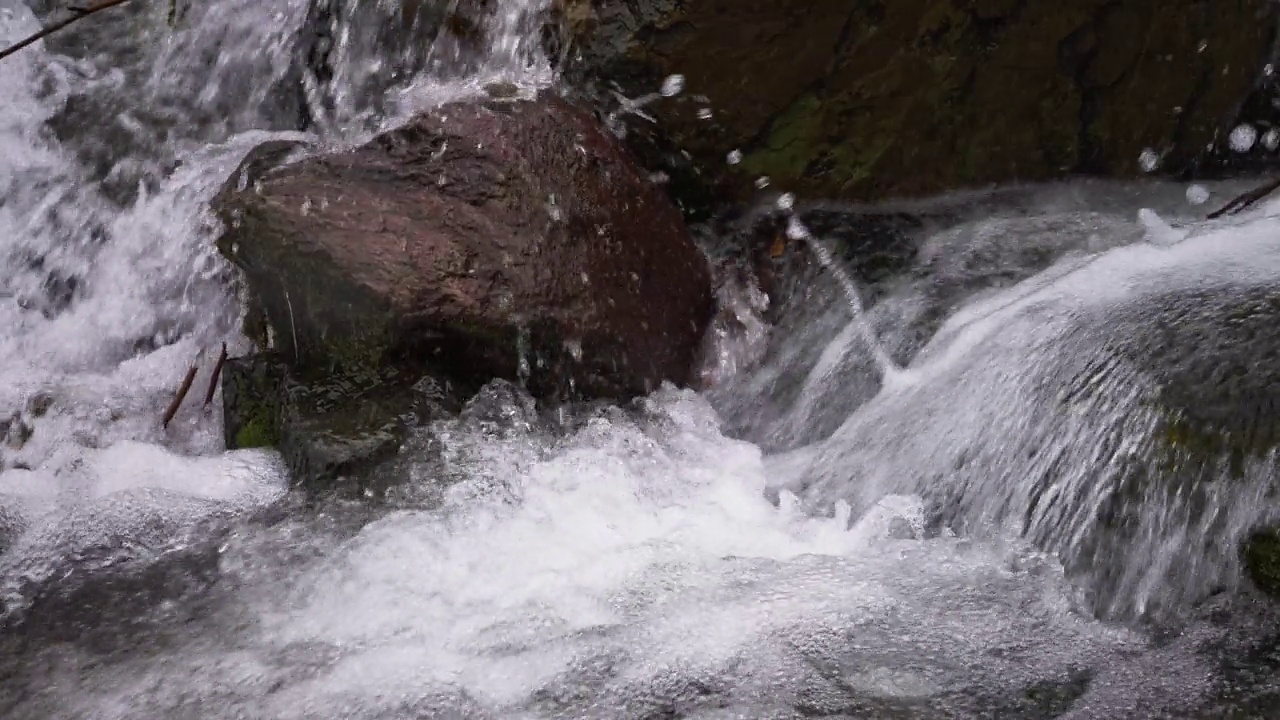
1229,124 -> 1258,153
1263,128 -> 1280,152
727,150 -> 743,165
1138,148 -> 1161,173
660,74 -> 685,97
1185,184 -> 1210,205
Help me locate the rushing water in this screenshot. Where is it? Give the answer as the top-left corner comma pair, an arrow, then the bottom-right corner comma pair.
2,1 -> 1280,718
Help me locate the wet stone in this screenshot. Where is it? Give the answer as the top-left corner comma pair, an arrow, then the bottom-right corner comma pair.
223,354 -> 466,498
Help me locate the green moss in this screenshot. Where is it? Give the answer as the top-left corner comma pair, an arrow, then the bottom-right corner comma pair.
1157,411 -> 1280,481
1242,528 -> 1280,599
221,355 -> 286,451
740,85 -> 901,195
234,412 -> 279,449
740,92 -> 825,182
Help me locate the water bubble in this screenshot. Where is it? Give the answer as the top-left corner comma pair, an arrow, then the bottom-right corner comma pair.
697,108 -> 714,120
1229,124 -> 1258,153
776,193 -> 795,211
727,150 -> 743,165
1264,128 -> 1280,151
660,74 -> 685,97
754,176 -> 770,189
1138,148 -> 1161,173
1185,184 -> 1210,205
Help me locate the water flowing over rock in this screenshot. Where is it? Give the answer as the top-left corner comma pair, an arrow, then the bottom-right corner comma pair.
11,0 -> 1280,713
560,0 -> 1275,202
768,217 -> 1280,619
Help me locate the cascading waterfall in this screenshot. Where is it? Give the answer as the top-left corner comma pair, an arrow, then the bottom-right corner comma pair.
1,0 -> 1280,718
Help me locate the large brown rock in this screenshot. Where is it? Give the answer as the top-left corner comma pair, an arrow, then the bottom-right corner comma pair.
214,90 -> 714,402
558,0 -> 1274,202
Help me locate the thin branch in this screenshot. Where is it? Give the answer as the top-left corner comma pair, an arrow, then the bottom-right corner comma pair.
1207,175 -> 1280,219
162,357 -> 199,429
202,342 -> 228,408
0,0 -> 134,64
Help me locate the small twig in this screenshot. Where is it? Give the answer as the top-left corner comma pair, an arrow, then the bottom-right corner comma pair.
203,342 -> 228,407
0,0 -> 134,63
162,358 -> 199,429
1207,175 -> 1280,219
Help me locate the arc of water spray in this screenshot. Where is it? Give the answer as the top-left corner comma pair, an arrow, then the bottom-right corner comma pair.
777,197 -> 909,389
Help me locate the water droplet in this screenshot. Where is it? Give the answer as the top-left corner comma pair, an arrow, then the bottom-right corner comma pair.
1185,184 -> 1210,205
1138,148 -> 1161,173
1263,128 -> 1280,151
785,217 -> 809,240
726,150 -> 743,165
776,193 -> 795,211
660,74 -> 685,97
697,108 -> 714,120
754,176 -> 771,189
1230,124 -> 1258,153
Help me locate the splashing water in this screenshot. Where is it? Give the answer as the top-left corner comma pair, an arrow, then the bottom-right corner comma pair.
777,203 -> 908,389
1,1 -> 1280,718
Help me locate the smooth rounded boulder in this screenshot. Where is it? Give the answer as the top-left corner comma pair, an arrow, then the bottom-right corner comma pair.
214,90 -> 714,402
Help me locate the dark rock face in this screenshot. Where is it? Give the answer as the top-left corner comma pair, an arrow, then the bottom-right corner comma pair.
215,91 -> 714,403
221,353 -> 464,495
1243,527 -> 1280,600
559,0 -> 1275,202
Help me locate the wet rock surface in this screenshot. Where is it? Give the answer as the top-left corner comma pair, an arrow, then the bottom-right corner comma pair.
222,353 -> 465,496
215,90 -> 713,405
559,0 -> 1275,203
1242,527 -> 1280,600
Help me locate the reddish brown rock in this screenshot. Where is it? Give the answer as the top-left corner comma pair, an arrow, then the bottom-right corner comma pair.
215,91 -> 714,401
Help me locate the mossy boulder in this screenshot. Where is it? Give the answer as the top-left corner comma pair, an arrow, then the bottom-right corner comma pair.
560,0 -> 1273,202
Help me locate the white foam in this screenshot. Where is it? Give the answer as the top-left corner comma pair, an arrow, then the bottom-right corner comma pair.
151,387 -> 1128,717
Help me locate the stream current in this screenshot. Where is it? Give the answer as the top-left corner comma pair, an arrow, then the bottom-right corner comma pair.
1,1 -> 1279,717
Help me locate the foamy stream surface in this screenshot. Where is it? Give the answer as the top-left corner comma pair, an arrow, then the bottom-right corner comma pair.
2,0 -> 1280,717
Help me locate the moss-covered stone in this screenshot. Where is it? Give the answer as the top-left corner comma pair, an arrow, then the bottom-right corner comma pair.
222,353 -> 462,498
221,355 -> 284,451
562,0 -> 1273,202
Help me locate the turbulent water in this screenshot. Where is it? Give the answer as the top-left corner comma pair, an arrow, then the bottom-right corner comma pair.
2,0 -> 1280,718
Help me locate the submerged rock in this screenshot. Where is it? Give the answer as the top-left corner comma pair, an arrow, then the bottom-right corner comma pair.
559,0 -> 1274,202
